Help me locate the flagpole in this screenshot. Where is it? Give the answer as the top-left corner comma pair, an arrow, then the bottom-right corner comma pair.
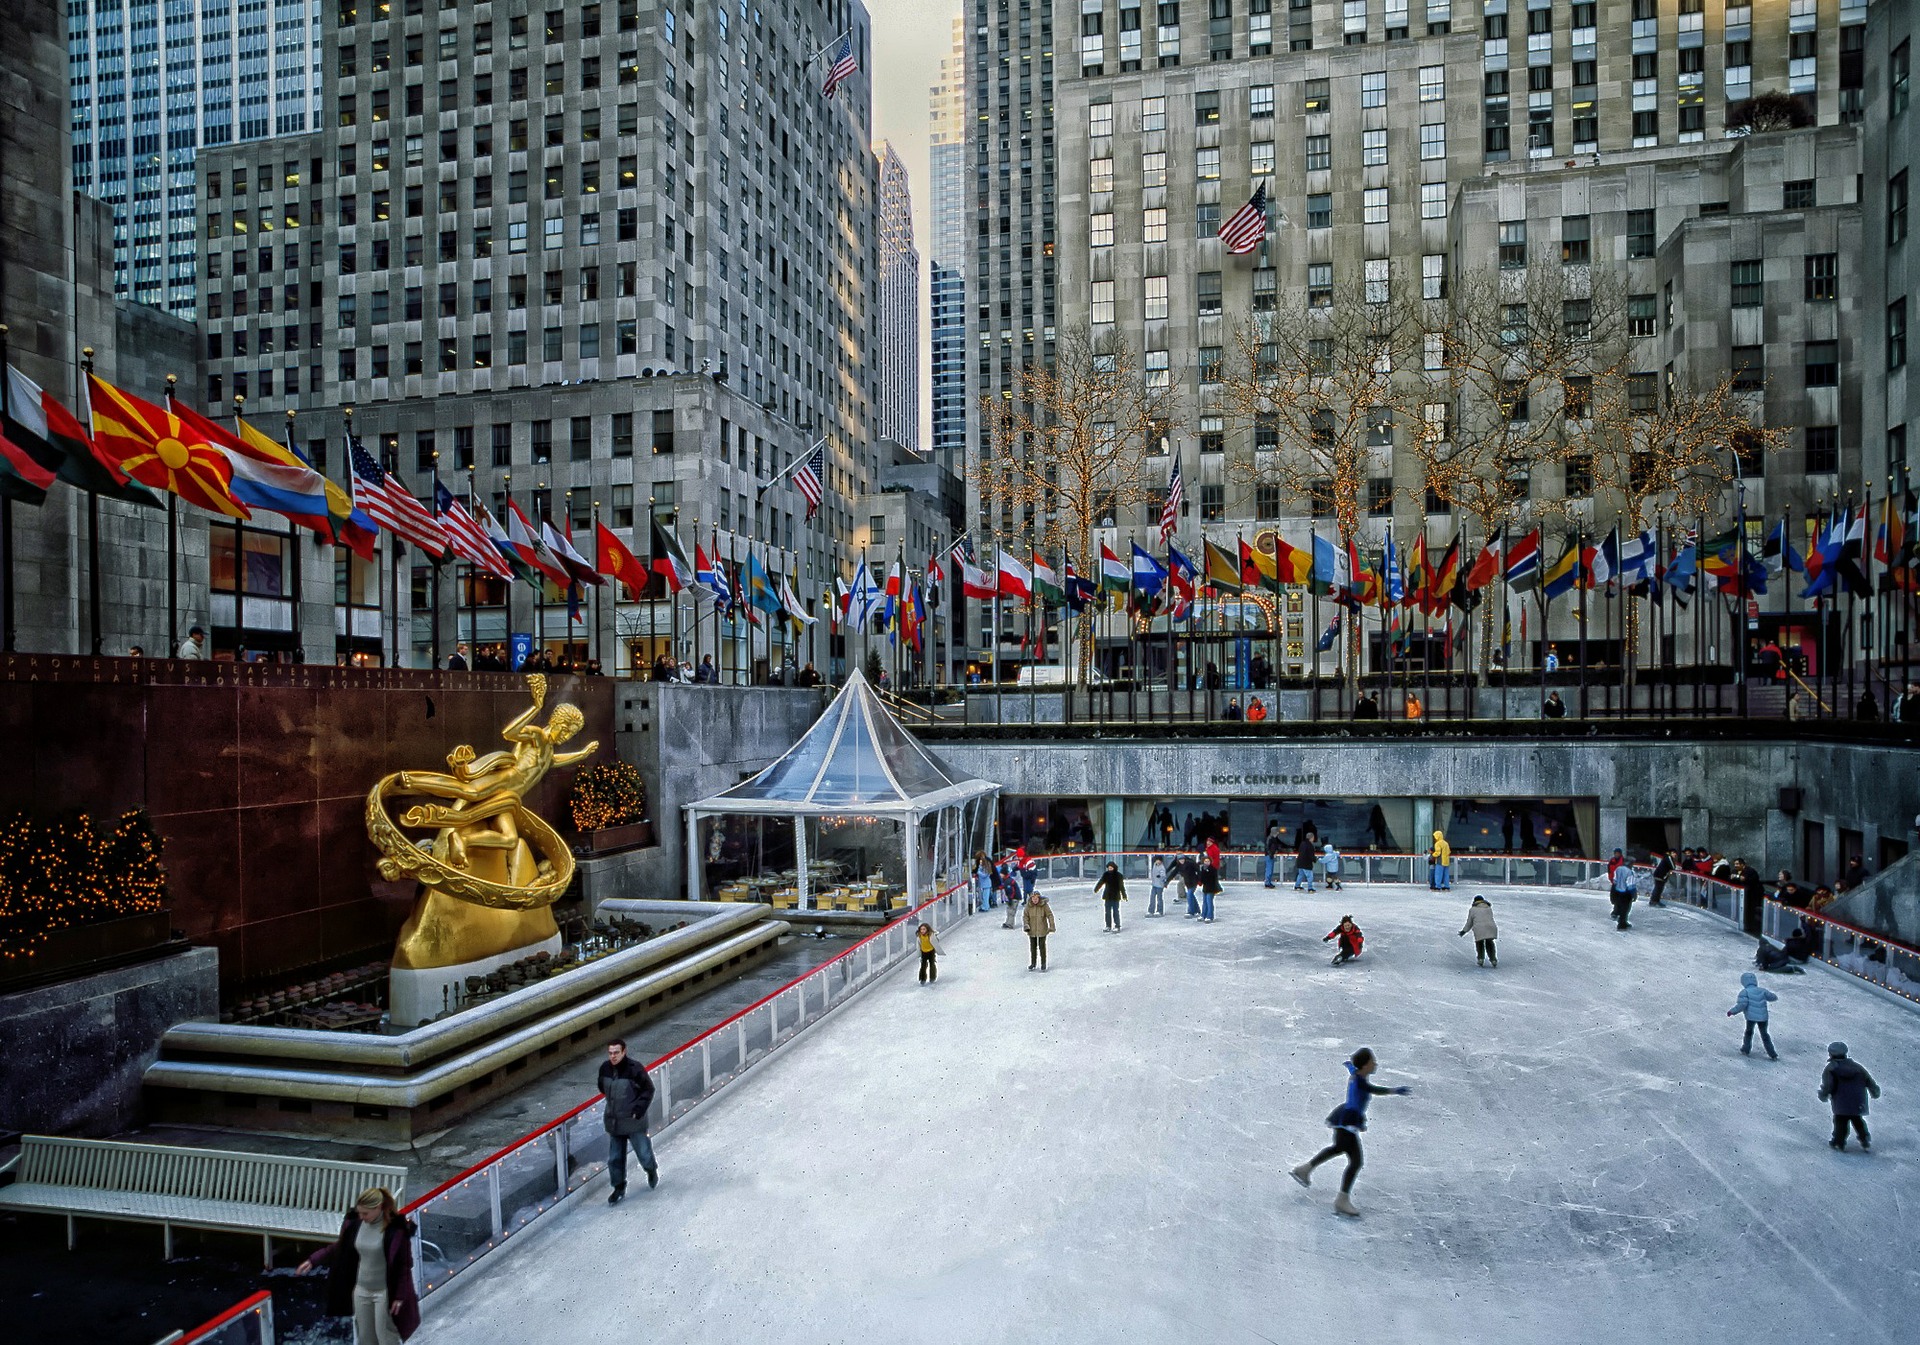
387,436 -> 403,668
427,448 -> 442,671
0,325 -> 15,652
162,372 -> 183,658
534,480 -> 546,664
229,395 -> 248,659
466,469 -> 480,663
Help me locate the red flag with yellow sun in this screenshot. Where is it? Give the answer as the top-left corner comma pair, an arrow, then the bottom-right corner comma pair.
86,374 -> 249,518
594,520 -> 646,599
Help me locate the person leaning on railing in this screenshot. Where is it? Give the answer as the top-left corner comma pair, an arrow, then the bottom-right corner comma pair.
296,1188 -> 421,1345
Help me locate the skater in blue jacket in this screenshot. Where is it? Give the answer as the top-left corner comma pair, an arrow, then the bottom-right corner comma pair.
1289,1047 -> 1412,1216
1726,971 -> 1779,1059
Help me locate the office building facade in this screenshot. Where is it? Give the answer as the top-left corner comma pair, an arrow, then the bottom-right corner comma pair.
875,140 -> 921,453
930,14 -> 970,479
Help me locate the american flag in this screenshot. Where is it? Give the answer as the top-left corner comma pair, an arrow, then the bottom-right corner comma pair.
822,31 -> 858,97
1159,456 -> 1183,544
434,478 -> 512,578
817,31 -> 856,97
1219,182 -> 1270,255
349,437 -> 447,555
794,441 -> 826,520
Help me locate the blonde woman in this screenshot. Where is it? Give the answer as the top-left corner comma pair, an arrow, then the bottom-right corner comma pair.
298,1187 -> 420,1343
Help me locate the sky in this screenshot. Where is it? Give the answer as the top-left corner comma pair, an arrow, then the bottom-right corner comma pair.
870,1 -> 962,448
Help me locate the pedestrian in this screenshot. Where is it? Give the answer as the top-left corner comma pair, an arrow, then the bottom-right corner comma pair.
1023,891 -> 1056,970
1095,861 -> 1127,931
916,921 -> 944,982
1608,859 -> 1638,930
1294,834 -> 1318,892
1000,861 -> 1021,929
973,853 -> 994,912
1736,857 -> 1766,935
1429,830 -> 1452,891
445,642 -> 470,671
1289,1047 -> 1413,1217
1819,1042 -> 1881,1151
1204,835 -> 1222,873
1542,690 -> 1567,719
1325,916 -> 1364,966
1263,822 -> 1283,889
1726,971 -> 1778,1058
1183,852 -> 1203,918
596,1038 -> 658,1202
176,624 -> 207,660
1650,848 -> 1675,906
1458,895 -> 1498,966
295,1187 -> 422,1344
1147,855 -> 1167,917
1200,856 -> 1221,922
1322,843 -> 1343,891
1016,847 -> 1038,900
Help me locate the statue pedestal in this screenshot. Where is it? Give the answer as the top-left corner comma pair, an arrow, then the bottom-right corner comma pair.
387,933 -> 563,1028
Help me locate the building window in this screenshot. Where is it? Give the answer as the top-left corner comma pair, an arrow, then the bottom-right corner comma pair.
1561,216 -> 1590,265
1142,95 -> 1166,131
1144,275 -> 1170,320
1891,299 -> 1909,370
1305,134 -> 1331,171
1627,373 -> 1658,414
1201,483 -> 1225,521
1421,253 -> 1445,300
1731,346 -> 1764,392
1090,101 -> 1114,137
1195,89 -> 1221,124
1199,415 -> 1225,453
1307,193 -> 1332,229
1255,484 -> 1282,520
1804,254 -> 1837,301
1420,123 -> 1446,159
1805,425 -> 1839,474
1499,221 -> 1527,268
652,409 -> 675,454
1362,71 -> 1386,108
1362,129 -> 1388,166
1092,280 -> 1117,326
1249,83 -> 1275,117
1421,182 -> 1447,219
1362,188 -> 1388,225
1304,78 -> 1330,112
1805,341 -> 1839,388
1309,262 -> 1333,308
1196,202 -> 1222,237
1197,147 -> 1221,180
1628,294 -> 1656,337
1145,349 -> 1171,388
1783,179 -> 1816,209
1251,141 -> 1275,175
1626,209 -> 1656,258
1420,64 -> 1445,101
1200,346 -> 1224,383
1365,258 -> 1390,304
1197,271 -> 1223,315
1893,40 -> 1911,116
1143,207 -> 1168,242
1089,157 -> 1114,192
1892,171 -> 1910,245
1731,259 -> 1764,307
1091,212 -> 1114,247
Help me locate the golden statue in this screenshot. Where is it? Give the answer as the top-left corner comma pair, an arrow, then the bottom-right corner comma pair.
367,674 -> 599,969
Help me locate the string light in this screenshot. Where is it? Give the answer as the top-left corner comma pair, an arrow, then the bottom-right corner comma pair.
0,811 -> 167,963
568,761 -> 647,832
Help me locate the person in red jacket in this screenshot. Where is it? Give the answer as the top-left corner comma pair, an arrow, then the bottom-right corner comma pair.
1204,836 -> 1222,872
1325,916 -> 1364,965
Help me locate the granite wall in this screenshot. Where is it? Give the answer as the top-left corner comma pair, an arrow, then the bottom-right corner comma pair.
0,656 -> 617,989
0,946 -> 217,1136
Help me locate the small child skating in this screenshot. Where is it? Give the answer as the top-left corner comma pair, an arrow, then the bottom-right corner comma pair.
915,922 -> 944,983
1458,895 -> 1498,966
1819,1042 -> 1881,1151
1290,1047 -> 1412,1216
1322,844 -> 1343,891
1726,971 -> 1778,1058
1147,855 -> 1167,917
1324,916 -> 1364,966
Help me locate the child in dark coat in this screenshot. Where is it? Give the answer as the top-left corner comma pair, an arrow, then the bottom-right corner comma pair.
1819,1042 -> 1882,1150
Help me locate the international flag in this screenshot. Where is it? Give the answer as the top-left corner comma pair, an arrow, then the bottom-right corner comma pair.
959,549 -> 995,600
1464,536 -> 1503,592
745,553 -> 782,616
1130,543 -> 1168,605
1239,535 -> 1278,591
1064,562 -> 1098,612
506,500 -> 569,585
350,437 -> 447,555
1315,613 -> 1343,652
1838,504 -> 1872,597
1875,492 -> 1906,575
0,366 -> 65,503
1219,182 -> 1270,255
650,517 -> 695,593
821,30 -> 858,97
1762,519 -> 1803,577
1665,541 -> 1698,602
1540,540 -> 1581,600
831,576 -> 850,628
1032,552 -> 1065,604
926,548 -> 944,609
477,502 -> 535,583
545,517 -> 605,587
793,440 -> 826,520
995,548 -> 1033,602
88,374 -> 248,517
226,417 -> 337,538
1159,457 -> 1184,543
1205,539 -> 1243,592
1586,528 -> 1620,589
1505,528 -> 1543,591
732,560 -> 760,626
1099,542 -> 1130,592
849,560 -> 882,625
1167,544 -> 1198,620
1384,532 -> 1406,607
1273,535 -> 1314,584
883,560 -> 904,632
438,480 -> 514,580
1398,533 -> 1421,609
1428,535 -> 1461,613
1619,529 -> 1659,587
696,539 -> 729,609
1310,533 -> 1338,595
779,576 -> 818,626
592,520 -> 645,598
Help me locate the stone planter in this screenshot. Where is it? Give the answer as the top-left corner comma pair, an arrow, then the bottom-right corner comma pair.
0,909 -> 176,992
582,820 -> 655,854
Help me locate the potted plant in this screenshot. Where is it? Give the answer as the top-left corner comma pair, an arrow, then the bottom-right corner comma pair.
567,762 -> 654,852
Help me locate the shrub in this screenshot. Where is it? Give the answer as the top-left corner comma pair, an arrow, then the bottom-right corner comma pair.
0,811 -> 168,961
568,761 -> 648,830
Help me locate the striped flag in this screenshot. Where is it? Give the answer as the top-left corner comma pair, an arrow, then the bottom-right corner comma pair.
1219,183 -> 1269,255
435,479 -> 513,579
349,437 -> 447,555
794,441 -> 825,520
1159,456 -> 1183,544
822,31 -> 858,97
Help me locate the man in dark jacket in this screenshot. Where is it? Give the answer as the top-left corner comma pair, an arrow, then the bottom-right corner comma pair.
1649,850 -> 1675,906
1736,859 -> 1766,935
1819,1042 -> 1882,1151
1094,861 -> 1127,931
599,1038 -> 658,1202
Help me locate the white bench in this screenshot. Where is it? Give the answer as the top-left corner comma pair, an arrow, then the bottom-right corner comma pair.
0,1135 -> 406,1267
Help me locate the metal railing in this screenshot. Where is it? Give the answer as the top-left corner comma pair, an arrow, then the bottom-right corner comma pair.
164,1290 -> 273,1345
1020,848 -> 1617,890
397,879 -> 974,1299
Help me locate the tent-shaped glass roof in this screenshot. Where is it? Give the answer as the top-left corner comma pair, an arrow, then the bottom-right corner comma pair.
695,672 -> 995,816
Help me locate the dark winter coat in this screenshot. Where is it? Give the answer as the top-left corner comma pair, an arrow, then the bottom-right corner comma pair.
1094,870 -> 1127,901
598,1056 -> 656,1137
1201,864 -> 1222,895
311,1214 -> 422,1339
1819,1057 -> 1881,1116
1294,840 -> 1318,870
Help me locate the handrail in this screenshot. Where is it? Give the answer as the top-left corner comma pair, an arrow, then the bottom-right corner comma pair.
171,1289 -> 273,1345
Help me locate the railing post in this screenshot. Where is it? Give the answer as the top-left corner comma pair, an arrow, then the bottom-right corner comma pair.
487,1163 -> 502,1241
737,1020 -> 747,1073
553,1125 -> 568,1197
700,1039 -> 712,1095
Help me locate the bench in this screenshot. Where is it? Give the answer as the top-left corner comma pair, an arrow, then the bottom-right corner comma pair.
0,1135 -> 406,1267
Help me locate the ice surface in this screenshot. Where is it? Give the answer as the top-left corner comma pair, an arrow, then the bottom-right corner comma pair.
419,883 -> 1919,1345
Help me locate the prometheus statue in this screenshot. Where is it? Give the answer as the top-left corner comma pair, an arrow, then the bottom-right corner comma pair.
367,673 -> 599,970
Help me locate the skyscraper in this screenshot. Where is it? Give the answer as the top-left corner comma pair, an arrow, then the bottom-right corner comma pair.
66,0 -> 322,318
929,14 -> 969,480
876,141 -> 921,453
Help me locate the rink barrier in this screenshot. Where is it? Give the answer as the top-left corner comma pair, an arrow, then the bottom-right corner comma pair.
163,1289 -> 273,1345
394,879 -> 974,1302
1023,849 -> 1619,891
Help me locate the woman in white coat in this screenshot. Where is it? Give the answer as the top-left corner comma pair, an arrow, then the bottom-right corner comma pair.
1458,896 -> 1499,967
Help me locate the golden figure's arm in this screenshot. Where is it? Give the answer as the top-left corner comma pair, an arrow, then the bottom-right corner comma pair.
552,741 -> 600,767
396,769 -> 501,803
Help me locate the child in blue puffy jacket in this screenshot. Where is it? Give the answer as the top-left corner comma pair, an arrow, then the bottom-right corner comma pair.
1726,970 -> 1779,1059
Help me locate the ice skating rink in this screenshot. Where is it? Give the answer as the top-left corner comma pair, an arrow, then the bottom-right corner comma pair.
420,884 -> 1919,1345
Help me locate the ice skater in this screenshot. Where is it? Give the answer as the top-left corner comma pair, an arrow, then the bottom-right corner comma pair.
1726,971 -> 1777,1058
1458,895 -> 1498,966
1023,890 -> 1056,970
596,1039 -> 658,1202
1184,852 -> 1203,917
1147,854 -> 1167,917
1199,855 -> 1221,922
1428,831 -> 1452,890
1000,864 -> 1022,928
1322,843 -> 1343,891
1608,860 -> 1638,929
1325,916 -> 1364,966
1819,1042 -> 1881,1151
1294,834 -> 1318,891
916,921 -> 944,983
1290,1047 -> 1413,1216
1095,861 -> 1127,930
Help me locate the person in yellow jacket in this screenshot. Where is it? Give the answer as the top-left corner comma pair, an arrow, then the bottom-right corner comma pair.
1429,831 -> 1453,891
916,922 -> 948,983
1023,892 -> 1056,971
